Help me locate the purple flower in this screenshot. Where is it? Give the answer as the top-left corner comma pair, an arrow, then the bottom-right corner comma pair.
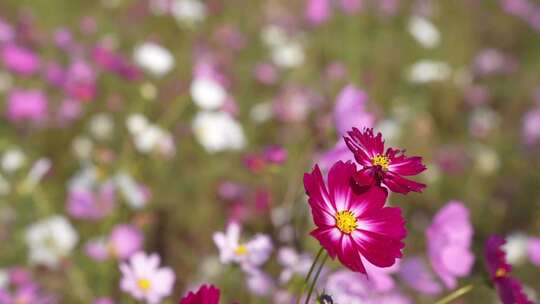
66,182 -> 116,220
119,252 -> 175,304
484,235 -> 533,304
263,145 -> 288,164
398,257 -> 441,295
64,59 -> 96,102
333,85 -> 374,136
277,247 -> 312,283
0,18 -> 14,43
1,44 -> 40,75
427,201 -> 474,289
6,89 -> 48,124
523,106 -> 540,146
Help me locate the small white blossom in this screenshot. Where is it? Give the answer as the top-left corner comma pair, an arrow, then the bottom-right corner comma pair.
408,60 -> 451,83
1,148 -> 26,173
190,77 -> 227,110
133,43 -> 174,76
408,16 -> 440,49
193,111 -> 246,153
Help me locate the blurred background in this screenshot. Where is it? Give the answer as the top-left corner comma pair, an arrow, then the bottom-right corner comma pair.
0,0 -> 539,303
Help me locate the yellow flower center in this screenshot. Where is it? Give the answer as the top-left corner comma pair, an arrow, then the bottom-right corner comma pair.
235,244 -> 248,256
335,210 -> 358,234
137,278 -> 151,291
495,268 -> 507,278
371,154 -> 390,170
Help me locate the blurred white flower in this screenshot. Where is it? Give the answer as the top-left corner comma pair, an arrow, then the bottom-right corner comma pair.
193,111 -> 246,153
0,269 -> 7,289
25,215 -> 78,268
473,145 -> 500,175
504,233 -> 529,266
271,41 -> 305,69
190,77 -> 227,110
133,42 -> 174,76
213,222 -> 273,272
249,102 -> 273,123
277,247 -> 312,283
261,25 -> 288,48
408,60 -> 451,83
2,148 -> 26,173
408,16 -> 440,49
22,158 -> 51,192
171,0 -> 206,25
115,172 -> 148,209
89,113 -> 114,140
72,136 -> 94,161
126,114 -> 175,157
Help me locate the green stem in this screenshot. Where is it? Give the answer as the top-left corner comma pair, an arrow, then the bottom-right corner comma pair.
296,248 -> 324,304
304,252 -> 328,304
434,284 -> 474,304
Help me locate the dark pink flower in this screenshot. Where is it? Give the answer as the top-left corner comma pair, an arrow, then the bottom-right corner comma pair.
484,235 -> 534,304
179,284 -> 220,304
303,161 -> 406,273
344,128 -> 426,194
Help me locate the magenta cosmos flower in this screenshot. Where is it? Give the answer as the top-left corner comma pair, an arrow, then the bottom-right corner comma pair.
484,235 -> 533,304
344,128 -> 426,194
179,284 -> 220,304
303,161 -> 406,273
120,252 -> 175,304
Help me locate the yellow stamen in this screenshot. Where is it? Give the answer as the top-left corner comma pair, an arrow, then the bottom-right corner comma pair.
235,244 -> 248,256
137,278 -> 151,291
495,268 -> 507,278
335,210 -> 358,234
371,154 -> 390,170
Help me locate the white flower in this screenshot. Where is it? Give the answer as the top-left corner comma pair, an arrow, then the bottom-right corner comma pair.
133,43 -> 174,76
1,148 -> 26,173
190,77 -> 227,110
0,269 -> 7,289
171,0 -> 206,25
408,16 -> 440,49
192,111 -> 246,153
115,172 -> 148,210
127,114 -> 149,135
277,247 -> 312,283
261,25 -> 288,48
25,215 -> 78,268
504,233 -> 530,266
126,114 -> 175,157
22,158 -> 51,192
89,113 -> 114,140
407,60 -> 451,83
271,41 -> 305,68
72,136 -> 94,161
249,102 -> 273,123
213,222 -> 272,271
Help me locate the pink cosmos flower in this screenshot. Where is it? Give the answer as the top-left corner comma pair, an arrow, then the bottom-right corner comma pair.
344,128 -> 426,194
213,222 -> 273,271
527,237 -> 540,266
86,224 -> 143,261
426,201 -> 474,289
67,182 -> 116,220
398,257 -> 441,295
484,235 -> 533,304
120,252 -> 175,304
1,44 -> 40,75
6,89 -> 48,124
306,0 -> 332,26
304,161 -> 406,273
334,85 -> 374,136
179,284 -> 220,304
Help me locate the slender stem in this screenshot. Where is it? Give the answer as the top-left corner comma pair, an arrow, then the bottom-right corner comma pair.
434,284 -> 474,304
296,248 -> 324,304
304,252 -> 328,304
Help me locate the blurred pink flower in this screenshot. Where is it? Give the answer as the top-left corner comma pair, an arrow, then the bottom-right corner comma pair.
306,0 -> 332,25
334,85 -> 373,136
253,62 -> 278,85
427,201 -> 474,289
64,59 -> 97,102
67,182 -> 116,220
523,106 -> 540,146
6,89 -> 48,124
1,43 -> 40,75
213,222 -> 273,271
527,237 -> 540,266
85,224 -> 143,261
398,257 -> 441,295
119,252 -> 175,304
0,18 -> 14,43
277,247 -> 312,283
246,269 -> 275,296
340,0 -> 364,14
263,145 -> 288,165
